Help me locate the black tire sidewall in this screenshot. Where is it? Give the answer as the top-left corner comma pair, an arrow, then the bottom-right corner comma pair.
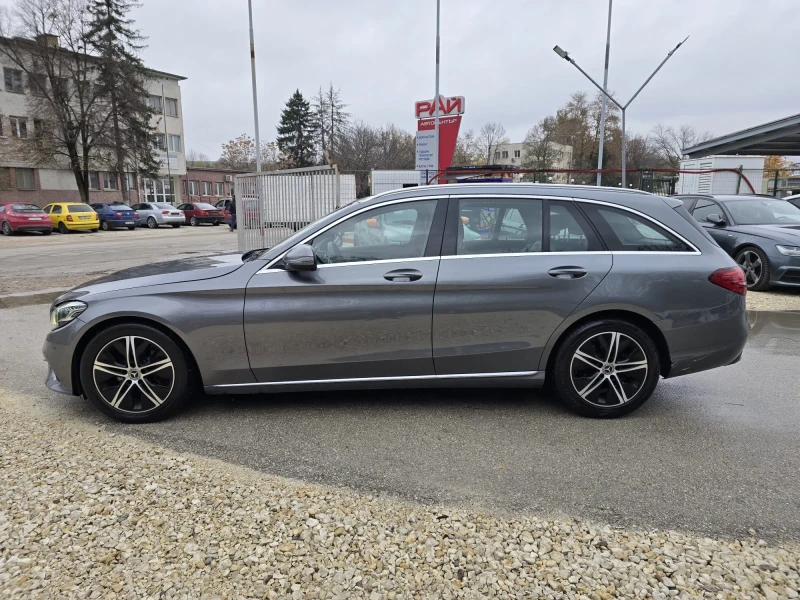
101,220 -> 109,231
58,222 -> 68,234
735,246 -> 771,291
79,324 -> 192,423
2,221 -> 12,235
551,319 -> 660,418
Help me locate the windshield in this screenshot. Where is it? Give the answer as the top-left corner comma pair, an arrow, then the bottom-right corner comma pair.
9,204 -> 42,212
68,205 -> 94,213
727,199 -> 800,225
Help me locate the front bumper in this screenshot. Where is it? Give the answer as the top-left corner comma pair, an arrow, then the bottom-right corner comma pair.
42,316 -> 88,396
45,368 -> 72,394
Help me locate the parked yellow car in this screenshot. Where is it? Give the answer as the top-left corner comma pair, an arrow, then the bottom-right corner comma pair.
42,202 -> 99,233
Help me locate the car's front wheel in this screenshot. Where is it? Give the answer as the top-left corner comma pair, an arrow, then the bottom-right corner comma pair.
147,217 -> 158,229
79,324 -> 193,423
550,319 -> 660,418
735,246 -> 770,291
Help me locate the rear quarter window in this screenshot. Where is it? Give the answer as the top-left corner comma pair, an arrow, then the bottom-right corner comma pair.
580,204 -> 693,252
673,205 -> 720,247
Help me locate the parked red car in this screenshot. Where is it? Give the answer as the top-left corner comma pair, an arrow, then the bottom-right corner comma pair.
176,202 -> 224,226
215,198 -> 232,224
0,201 -> 53,235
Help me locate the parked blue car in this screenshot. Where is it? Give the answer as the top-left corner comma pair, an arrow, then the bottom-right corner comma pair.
90,203 -> 141,231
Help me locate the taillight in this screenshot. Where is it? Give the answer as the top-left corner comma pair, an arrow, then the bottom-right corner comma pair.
66,214 -> 73,222
199,210 -> 207,216
162,210 -> 170,215
709,267 -> 747,296
114,212 -> 122,217
133,212 -> 139,217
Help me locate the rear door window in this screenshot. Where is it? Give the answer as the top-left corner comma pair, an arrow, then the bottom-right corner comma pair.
581,204 -> 692,252
51,205 -> 62,214
548,201 -> 602,252
456,198 -> 543,255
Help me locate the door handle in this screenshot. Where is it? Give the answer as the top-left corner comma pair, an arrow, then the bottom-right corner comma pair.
384,269 -> 423,282
548,266 -> 588,279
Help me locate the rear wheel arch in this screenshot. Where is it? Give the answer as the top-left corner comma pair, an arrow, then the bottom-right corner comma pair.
542,309 -> 671,379
71,315 -> 201,396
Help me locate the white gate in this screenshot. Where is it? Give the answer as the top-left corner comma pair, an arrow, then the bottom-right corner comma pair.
235,166 -> 355,252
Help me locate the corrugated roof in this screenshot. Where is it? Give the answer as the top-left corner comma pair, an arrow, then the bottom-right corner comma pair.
684,113 -> 800,158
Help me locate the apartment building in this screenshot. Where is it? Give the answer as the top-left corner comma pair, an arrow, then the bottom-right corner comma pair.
491,141 -> 573,182
0,35 -> 186,206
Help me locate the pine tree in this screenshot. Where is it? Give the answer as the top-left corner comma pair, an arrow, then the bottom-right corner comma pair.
276,90 -> 315,168
85,0 -> 159,201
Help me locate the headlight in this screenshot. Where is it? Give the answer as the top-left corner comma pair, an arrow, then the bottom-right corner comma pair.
776,245 -> 800,257
50,301 -> 87,329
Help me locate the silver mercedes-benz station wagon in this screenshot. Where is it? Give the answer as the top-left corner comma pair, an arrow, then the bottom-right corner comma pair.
43,184 -> 749,423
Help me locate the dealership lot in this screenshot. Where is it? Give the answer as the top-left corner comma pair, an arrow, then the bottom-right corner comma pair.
2,301 -> 799,541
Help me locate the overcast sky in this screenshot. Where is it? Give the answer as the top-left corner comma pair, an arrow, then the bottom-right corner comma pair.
13,0 -> 800,158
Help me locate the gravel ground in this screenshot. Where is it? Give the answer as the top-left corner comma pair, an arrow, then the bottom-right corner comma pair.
747,289 -> 800,312
2,393 -> 798,599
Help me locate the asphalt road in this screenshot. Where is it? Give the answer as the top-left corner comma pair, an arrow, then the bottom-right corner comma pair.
2,303 -> 799,542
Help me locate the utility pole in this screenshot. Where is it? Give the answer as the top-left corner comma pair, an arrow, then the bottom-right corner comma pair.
596,0 -> 612,187
432,0 -> 441,184
248,0 -> 261,173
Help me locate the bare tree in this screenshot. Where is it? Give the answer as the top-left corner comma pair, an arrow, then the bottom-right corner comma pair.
0,0 -> 117,203
476,122 -> 508,165
312,83 -> 349,163
218,134 -> 284,171
522,117 -> 563,171
186,148 -> 210,166
452,129 -> 480,166
651,124 -> 713,169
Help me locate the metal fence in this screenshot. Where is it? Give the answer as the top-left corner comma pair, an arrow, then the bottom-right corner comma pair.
235,166 -> 357,252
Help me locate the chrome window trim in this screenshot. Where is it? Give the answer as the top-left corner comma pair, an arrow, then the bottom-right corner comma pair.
212,370 -> 540,388
318,256 -> 440,269
258,195 -> 449,273
441,251 -> 611,260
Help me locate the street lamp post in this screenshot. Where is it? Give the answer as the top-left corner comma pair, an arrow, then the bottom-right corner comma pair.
247,0 -> 261,173
596,0 -> 613,187
553,36 -> 689,188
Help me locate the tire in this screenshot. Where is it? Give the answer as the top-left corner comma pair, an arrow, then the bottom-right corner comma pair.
100,220 -> 110,231
735,246 -> 771,291
550,319 -> 661,418
79,324 -> 193,423
58,222 -> 69,234
127,226 -> 135,231
190,216 -> 198,227
171,224 -> 181,228
90,228 -> 99,233
41,229 -> 52,236
1,221 -> 13,236
147,217 -> 158,229
212,221 -> 219,226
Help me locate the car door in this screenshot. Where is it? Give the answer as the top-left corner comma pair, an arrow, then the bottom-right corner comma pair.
432,196 -> 612,375
243,197 -> 447,383
49,204 -> 63,226
690,198 -> 734,252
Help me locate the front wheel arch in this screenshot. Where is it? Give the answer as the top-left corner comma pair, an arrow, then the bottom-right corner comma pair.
71,316 -> 202,396
543,309 -> 671,379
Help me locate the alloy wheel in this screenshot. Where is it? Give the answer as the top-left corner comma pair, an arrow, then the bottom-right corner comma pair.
147,217 -> 158,229
92,336 -> 175,414
569,331 -> 648,407
2,221 -> 11,236
736,250 -> 762,287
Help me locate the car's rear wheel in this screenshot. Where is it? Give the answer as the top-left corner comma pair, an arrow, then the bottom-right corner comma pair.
551,319 -> 660,418
79,324 -> 193,423
58,222 -> 69,234
171,224 -> 181,228
101,220 -> 110,231
127,226 -> 135,230
735,246 -> 770,291
212,221 -> 219,226
2,221 -> 13,236
41,229 -> 52,235
147,217 -> 158,229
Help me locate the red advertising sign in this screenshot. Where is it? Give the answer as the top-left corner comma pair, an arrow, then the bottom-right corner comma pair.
414,96 -> 465,119
417,115 -> 462,178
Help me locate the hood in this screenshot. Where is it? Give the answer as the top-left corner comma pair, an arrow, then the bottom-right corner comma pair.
57,253 -> 245,300
729,223 -> 800,244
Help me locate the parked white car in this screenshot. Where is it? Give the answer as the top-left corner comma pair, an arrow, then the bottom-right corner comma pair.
130,202 -> 185,229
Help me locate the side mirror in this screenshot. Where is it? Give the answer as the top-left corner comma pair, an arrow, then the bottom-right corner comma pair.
284,244 -> 317,272
705,213 -> 726,226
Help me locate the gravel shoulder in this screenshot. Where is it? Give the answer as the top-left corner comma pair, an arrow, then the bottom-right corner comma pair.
1,392 -> 798,599
747,289 -> 800,312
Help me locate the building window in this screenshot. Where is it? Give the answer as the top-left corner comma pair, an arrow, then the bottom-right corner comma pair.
168,134 -> 181,152
122,172 -> 137,191
10,117 -> 28,138
214,182 -> 224,196
103,171 -> 118,190
0,115 -> 4,137
29,73 -> 47,96
494,151 -> 500,159
202,181 -> 212,196
514,150 -> 521,158
148,94 -> 163,113
16,168 -> 35,190
165,97 -> 178,117
182,180 -> 187,196
0,167 -> 11,189
88,171 -> 100,190
4,68 -> 23,93
501,150 -> 509,159
188,180 -> 199,196
153,133 -> 165,150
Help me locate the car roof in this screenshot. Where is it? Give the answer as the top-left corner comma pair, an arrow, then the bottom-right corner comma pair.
676,194 -> 785,202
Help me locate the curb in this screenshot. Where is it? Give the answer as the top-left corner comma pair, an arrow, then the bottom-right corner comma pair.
0,288 -> 68,310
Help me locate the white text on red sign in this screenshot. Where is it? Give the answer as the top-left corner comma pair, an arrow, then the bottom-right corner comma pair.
414,96 -> 465,119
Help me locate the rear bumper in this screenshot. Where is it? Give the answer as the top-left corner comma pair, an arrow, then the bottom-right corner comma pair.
159,215 -> 185,225
105,218 -> 141,228
660,305 -> 749,378
65,222 -> 99,230
191,216 -> 223,223
12,223 -> 52,232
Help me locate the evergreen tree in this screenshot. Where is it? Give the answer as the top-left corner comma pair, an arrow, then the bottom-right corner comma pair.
277,90 -> 315,168
85,0 -> 159,201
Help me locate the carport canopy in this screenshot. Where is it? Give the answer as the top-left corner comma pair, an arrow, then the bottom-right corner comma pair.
683,113 -> 800,158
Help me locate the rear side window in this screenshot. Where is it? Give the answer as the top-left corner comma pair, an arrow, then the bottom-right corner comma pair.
457,198 -> 543,255
582,204 -> 692,252
68,205 -> 93,213
51,205 -> 62,214
673,205 -> 719,246
548,201 -> 602,252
